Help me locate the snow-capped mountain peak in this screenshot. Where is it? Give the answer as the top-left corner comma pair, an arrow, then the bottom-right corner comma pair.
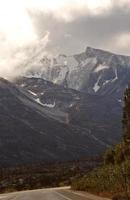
25,47 -> 130,97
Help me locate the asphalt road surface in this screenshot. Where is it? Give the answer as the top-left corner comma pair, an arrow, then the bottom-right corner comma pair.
0,187 -> 110,200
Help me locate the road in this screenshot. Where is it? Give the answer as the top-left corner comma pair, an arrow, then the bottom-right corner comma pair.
0,187 -> 110,200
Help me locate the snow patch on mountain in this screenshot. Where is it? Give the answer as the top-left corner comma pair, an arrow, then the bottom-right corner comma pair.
103,79 -> 111,86
21,83 -> 26,87
112,68 -> 118,82
94,64 -> 109,72
36,98 -> 55,108
42,102 -> 56,108
40,92 -> 44,95
80,57 -> 97,67
28,90 -> 37,96
118,99 -> 122,103
93,76 -> 101,92
35,98 -> 43,105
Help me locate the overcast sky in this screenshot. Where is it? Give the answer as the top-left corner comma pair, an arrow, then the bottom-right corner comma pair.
0,0 -> 130,78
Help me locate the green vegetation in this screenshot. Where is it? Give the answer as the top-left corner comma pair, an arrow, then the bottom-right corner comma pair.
71,88 -> 130,199
0,159 -> 99,193
72,148 -> 130,198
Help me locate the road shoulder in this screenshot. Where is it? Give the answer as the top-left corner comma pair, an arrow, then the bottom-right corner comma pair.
59,189 -> 111,200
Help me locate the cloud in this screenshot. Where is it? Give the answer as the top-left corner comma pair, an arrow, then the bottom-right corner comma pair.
116,33 -> 130,49
0,0 -> 130,79
25,0 -> 113,21
0,32 -> 50,79
0,0 -> 37,46
29,2 -> 130,55
25,0 -> 130,22
0,0 -> 51,79
107,32 -> 130,53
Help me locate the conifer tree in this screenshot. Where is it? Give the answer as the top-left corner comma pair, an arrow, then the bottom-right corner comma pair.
123,87 -> 130,156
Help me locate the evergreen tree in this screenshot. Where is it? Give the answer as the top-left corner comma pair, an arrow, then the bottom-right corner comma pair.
123,87 -> 130,156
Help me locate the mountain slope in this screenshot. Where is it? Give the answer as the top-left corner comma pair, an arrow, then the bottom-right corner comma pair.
15,77 -> 122,147
0,78 -> 108,166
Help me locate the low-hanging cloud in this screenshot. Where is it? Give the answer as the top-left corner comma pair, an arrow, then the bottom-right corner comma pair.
0,0 -> 51,79
29,1 -> 130,55
0,0 -> 130,79
0,31 -> 50,79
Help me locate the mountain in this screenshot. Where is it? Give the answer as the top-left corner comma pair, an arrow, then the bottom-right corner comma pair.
25,47 -> 130,100
15,77 -> 122,147
0,77 -> 109,166
1,47 -> 128,166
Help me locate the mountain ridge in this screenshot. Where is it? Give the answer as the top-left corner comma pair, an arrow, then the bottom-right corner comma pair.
24,46 -> 130,98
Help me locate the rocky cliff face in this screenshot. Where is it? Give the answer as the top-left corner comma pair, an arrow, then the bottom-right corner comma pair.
25,47 -> 130,100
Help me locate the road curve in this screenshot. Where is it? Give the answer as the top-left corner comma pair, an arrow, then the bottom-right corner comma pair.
0,187 -> 110,200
